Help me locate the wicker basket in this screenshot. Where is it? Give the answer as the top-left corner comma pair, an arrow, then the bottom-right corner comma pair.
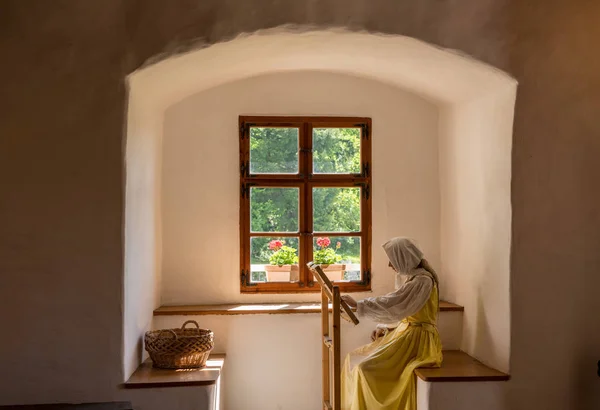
144,320 -> 214,369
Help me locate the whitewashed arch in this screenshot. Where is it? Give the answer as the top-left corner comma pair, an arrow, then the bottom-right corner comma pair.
124,28 -> 517,379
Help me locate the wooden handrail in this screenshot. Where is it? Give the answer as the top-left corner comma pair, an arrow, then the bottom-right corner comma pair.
307,262 -> 359,325
307,262 -> 360,410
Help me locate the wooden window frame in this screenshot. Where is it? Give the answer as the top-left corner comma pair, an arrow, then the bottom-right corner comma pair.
239,116 -> 372,293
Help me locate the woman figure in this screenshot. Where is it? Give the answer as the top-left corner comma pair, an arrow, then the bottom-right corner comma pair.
340,237 -> 442,410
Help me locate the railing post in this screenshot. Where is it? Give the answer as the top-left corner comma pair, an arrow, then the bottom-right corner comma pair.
332,287 -> 341,410
322,288 -> 330,406
308,262 -> 358,410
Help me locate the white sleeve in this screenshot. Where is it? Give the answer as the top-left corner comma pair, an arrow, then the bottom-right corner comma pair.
355,275 -> 433,325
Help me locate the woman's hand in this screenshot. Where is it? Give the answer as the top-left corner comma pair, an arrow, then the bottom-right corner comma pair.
371,327 -> 387,341
370,326 -> 397,341
341,295 -> 357,308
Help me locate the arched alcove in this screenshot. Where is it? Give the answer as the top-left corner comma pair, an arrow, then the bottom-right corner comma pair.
124,28 -> 516,381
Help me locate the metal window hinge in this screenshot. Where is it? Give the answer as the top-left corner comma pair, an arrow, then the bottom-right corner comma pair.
241,182 -> 257,198
240,161 -> 249,177
362,162 -> 370,178
241,183 -> 249,198
240,122 -> 255,140
360,269 -> 371,286
356,123 -> 369,140
354,182 -> 370,200
240,269 -> 256,287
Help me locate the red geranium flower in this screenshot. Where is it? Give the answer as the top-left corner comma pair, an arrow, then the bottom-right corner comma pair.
269,240 -> 284,250
316,237 -> 331,248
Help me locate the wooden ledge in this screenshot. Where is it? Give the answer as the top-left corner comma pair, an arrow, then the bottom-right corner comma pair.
154,301 -> 463,316
415,350 -> 509,382
123,354 -> 225,389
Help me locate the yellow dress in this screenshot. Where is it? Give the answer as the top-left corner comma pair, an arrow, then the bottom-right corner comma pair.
341,278 -> 442,410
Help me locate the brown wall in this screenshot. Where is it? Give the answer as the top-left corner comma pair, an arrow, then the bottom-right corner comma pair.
1,0 -> 599,408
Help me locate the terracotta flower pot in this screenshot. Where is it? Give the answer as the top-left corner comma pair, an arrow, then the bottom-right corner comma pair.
320,264 -> 346,281
265,264 -> 299,282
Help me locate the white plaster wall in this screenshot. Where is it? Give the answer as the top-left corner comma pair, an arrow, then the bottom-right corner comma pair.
438,87 -> 516,373
161,71 -> 441,305
122,385 -> 217,410
154,310 -> 461,410
417,379 -> 506,410
124,92 -> 164,380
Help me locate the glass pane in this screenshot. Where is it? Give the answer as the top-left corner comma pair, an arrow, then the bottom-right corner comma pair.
250,236 -> 300,283
313,236 -> 361,281
250,187 -> 299,233
250,127 -> 299,174
313,128 -> 361,174
313,187 -> 361,232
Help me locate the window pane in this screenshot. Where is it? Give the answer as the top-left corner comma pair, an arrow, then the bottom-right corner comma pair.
313,187 -> 361,232
313,236 -> 361,281
250,187 -> 299,233
313,128 -> 361,174
250,127 -> 299,174
250,237 -> 300,283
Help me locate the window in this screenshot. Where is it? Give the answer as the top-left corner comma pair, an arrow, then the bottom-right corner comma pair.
239,116 -> 372,293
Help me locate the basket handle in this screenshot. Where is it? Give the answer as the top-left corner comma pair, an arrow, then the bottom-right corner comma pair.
157,329 -> 178,340
181,320 -> 200,330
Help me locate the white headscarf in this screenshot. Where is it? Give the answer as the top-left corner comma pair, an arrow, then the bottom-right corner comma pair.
382,237 -> 439,287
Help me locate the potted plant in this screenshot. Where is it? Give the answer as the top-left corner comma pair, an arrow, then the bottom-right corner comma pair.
264,240 -> 299,282
314,237 -> 346,281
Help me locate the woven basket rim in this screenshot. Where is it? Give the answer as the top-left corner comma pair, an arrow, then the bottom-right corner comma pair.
146,328 -> 213,335
146,320 -> 212,336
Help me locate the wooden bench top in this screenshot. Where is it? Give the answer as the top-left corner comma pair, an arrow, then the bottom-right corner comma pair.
123,354 -> 225,389
415,350 -> 510,382
154,301 -> 463,316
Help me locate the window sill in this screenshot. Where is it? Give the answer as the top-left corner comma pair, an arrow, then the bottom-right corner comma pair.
415,350 -> 509,382
123,354 -> 225,389
153,301 -> 463,316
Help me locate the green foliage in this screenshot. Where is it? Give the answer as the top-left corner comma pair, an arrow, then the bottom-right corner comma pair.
248,127 -> 362,267
313,237 -> 342,264
313,247 -> 342,265
313,128 -> 361,174
251,188 -> 298,232
250,127 -> 298,173
269,245 -> 299,266
313,188 -> 361,232
267,240 -> 299,266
